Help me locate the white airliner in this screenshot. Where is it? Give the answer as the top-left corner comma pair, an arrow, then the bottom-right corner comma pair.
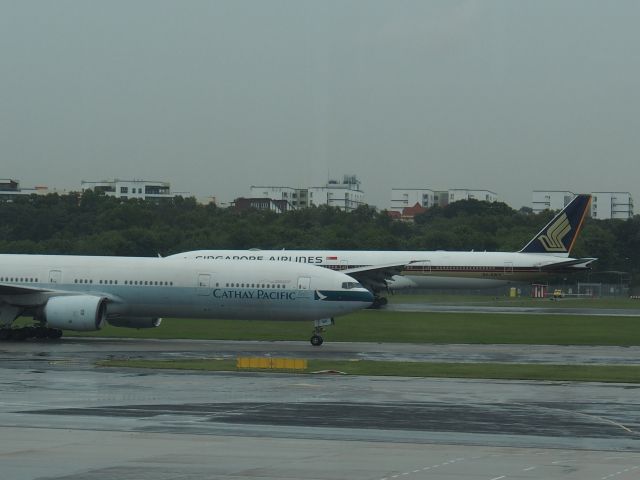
0,255 -> 375,345
169,195 -> 595,307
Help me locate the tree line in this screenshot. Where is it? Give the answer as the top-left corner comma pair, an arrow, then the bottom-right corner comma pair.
0,191 -> 638,284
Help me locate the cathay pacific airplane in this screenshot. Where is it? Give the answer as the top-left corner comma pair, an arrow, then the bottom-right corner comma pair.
169,195 -> 595,307
0,256 -> 376,345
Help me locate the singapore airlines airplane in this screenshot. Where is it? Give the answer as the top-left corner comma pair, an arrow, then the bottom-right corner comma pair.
169,195 -> 595,307
0,255 -> 375,345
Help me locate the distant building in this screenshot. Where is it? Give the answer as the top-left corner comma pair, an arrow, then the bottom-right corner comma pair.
390,188 -> 497,213
390,189 -> 435,214
199,195 -> 218,206
81,179 -> 189,201
308,175 -> 364,211
249,175 -> 365,212
591,192 -> 634,219
249,186 -> 304,208
448,189 -> 498,204
401,202 -> 428,221
0,179 -> 19,192
233,197 -> 292,213
1,178 -> 22,201
433,190 -> 450,207
532,191 -> 575,213
0,178 -> 54,201
532,190 -> 634,219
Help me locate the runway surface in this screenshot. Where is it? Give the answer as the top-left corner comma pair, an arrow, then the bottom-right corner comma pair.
1,337 -> 640,479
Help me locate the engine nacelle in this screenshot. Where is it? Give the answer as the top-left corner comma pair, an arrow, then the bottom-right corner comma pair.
107,317 -> 162,329
44,295 -> 107,331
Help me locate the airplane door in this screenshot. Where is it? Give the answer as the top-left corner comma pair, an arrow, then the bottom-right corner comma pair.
49,270 -> 62,284
297,276 -> 311,299
422,261 -> 431,273
340,260 -> 348,270
197,274 -> 211,295
504,262 -> 514,275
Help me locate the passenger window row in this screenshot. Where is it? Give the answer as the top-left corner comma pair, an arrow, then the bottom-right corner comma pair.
73,279 -> 174,286
0,277 -> 38,283
225,283 -> 285,289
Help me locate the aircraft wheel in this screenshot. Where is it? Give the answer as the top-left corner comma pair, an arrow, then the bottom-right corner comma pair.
11,329 -> 28,341
310,334 -> 324,346
22,327 -> 35,339
47,329 -> 63,339
34,327 -> 49,339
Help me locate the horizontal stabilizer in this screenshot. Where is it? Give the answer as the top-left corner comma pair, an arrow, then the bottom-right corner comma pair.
539,257 -> 597,271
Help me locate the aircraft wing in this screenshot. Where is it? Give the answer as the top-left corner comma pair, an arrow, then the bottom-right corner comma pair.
0,282 -> 121,306
0,283 -> 53,296
342,261 -> 421,292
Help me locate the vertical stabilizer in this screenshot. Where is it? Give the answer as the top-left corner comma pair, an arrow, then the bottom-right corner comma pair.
519,194 -> 591,256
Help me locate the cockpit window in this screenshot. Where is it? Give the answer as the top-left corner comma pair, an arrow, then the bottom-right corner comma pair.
342,281 -> 362,289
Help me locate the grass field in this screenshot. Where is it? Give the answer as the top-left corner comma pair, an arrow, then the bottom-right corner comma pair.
387,293 -> 640,309
97,358 -> 640,383
66,309 -> 640,346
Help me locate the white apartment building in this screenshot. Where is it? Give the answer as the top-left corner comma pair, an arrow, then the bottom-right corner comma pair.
250,175 -> 364,212
81,179 -> 187,201
308,176 -> 364,211
390,188 -> 497,213
448,189 -> 498,203
532,190 -> 634,219
591,192 -> 634,219
390,189 -> 435,213
532,191 -> 575,213
249,186 -> 305,208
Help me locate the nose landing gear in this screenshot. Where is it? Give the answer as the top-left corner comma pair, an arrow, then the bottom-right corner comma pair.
310,318 -> 334,346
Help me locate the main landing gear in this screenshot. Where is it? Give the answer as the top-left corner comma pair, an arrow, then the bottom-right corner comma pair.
310,318 -> 334,346
0,327 -> 63,341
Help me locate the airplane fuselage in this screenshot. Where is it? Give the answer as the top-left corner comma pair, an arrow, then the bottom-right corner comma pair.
170,250 -> 591,289
0,255 -> 373,324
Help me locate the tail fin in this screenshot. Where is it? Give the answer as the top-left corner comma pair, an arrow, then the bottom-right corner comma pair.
519,194 -> 592,256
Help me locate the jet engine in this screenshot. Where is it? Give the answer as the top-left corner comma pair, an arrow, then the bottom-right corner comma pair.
43,295 -> 108,331
107,317 -> 162,329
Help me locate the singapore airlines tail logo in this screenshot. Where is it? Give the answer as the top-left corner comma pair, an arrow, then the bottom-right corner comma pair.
538,213 -> 571,252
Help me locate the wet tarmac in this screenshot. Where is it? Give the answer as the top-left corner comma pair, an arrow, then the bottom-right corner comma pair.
1,338 -> 640,479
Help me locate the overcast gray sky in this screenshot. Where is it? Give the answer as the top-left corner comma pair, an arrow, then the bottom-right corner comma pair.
1,0 -> 639,209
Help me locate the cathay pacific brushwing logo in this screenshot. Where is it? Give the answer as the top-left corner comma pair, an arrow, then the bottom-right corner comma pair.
538,213 -> 571,252
315,290 -> 327,300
